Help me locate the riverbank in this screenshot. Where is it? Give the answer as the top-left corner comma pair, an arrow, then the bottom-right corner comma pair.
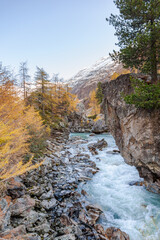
0,132 -> 129,240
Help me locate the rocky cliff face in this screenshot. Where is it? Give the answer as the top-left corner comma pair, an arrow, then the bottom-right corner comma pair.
102,74 -> 160,193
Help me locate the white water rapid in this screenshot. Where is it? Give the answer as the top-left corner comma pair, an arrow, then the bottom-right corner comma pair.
70,133 -> 160,240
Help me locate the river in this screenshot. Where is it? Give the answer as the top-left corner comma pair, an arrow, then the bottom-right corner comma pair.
70,133 -> 160,240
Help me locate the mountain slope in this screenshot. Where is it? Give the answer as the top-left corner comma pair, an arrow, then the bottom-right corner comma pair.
67,56 -> 124,99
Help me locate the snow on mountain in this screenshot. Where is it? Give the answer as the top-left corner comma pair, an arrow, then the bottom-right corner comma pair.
66,56 -> 123,100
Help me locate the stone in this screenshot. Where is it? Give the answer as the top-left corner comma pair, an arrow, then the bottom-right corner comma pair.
0,225 -> 26,239
86,204 -> 102,213
113,150 -> 120,153
10,195 -> 35,216
105,227 -> 130,240
16,233 -> 41,240
25,210 -> 47,226
68,111 -> 94,133
88,139 -> 108,155
92,119 -> 108,134
54,234 -> 76,240
58,225 -> 82,236
32,221 -> 51,234
60,215 -> 72,226
95,139 -> 108,150
41,197 -> 57,210
27,186 -> 44,197
0,196 -> 12,231
81,189 -> 88,196
79,210 -> 88,224
88,146 -> 98,155
89,133 -> 96,136
7,177 -> 26,199
86,204 -> 102,225
129,181 -> 144,187
40,190 -> 54,200
94,224 -> 105,236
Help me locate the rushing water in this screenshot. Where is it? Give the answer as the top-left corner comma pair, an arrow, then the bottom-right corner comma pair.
70,133 -> 160,240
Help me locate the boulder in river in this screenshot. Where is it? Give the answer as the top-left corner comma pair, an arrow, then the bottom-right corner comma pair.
88,139 -> 108,154
92,119 -> 108,134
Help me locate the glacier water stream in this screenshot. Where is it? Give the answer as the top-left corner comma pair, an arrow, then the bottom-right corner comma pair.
70,133 -> 160,240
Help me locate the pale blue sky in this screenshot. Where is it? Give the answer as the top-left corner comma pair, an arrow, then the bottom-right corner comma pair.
0,0 -> 118,79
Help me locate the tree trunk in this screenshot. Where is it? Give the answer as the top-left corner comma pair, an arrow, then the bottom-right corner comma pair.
150,18 -> 158,83
42,79 -> 45,117
151,62 -> 157,83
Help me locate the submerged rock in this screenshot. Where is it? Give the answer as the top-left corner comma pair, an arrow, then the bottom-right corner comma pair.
88,139 -> 108,154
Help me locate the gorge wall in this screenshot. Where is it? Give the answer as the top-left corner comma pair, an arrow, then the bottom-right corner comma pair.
102,74 -> 160,193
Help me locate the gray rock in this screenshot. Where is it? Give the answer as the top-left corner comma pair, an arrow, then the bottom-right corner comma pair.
32,221 -> 51,234
25,210 -> 46,225
0,197 -> 12,231
10,195 -> 35,217
0,225 -> 26,239
92,119 -> 108,134
27,186 -> 44,197
40,190 -> 54,200
88,139 -> 108,154
54,234 -> 76,240
41,198 -> 57,210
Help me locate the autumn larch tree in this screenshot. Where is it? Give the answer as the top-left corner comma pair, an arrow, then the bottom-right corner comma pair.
19,61 -> 30,100
0,64 -> 47,181
35,67 -> 50,117
89,89 -> 100,116
107,0 -> 160,83
96,82 -> 104,104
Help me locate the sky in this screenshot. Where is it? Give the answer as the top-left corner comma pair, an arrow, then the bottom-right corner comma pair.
0,0 -> 119,80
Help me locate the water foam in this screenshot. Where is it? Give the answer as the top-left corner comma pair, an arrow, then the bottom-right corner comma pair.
70,133 -> 160,240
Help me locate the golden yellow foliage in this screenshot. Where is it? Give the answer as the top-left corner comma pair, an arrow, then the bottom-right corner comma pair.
89,89 -> 100,116
110,69 -> 131,80
0,82 -> 45,181
28,83 -> 79,129
49,84 -> 78,113
111,72 -> 119,80
94,114 -> 101,122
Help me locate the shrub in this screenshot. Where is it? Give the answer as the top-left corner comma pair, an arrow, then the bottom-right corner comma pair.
123,77 -> 160,109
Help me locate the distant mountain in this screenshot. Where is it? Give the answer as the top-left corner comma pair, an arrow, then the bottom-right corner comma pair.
66,56 -> 124,100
